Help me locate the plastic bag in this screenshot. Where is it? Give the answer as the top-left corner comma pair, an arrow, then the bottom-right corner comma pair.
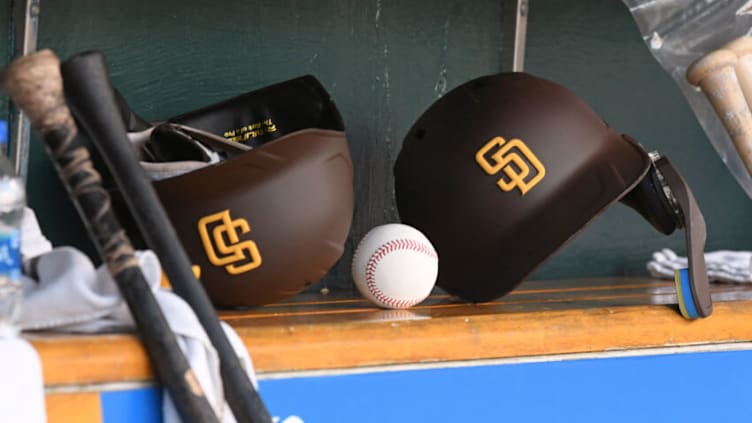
623,0 -> 752,198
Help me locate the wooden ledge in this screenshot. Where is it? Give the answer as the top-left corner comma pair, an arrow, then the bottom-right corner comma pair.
27,278 -> 752,386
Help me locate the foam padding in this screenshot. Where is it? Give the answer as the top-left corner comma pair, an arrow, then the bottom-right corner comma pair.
675,268 -> 700,319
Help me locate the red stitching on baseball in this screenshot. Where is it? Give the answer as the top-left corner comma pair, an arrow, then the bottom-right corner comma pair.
365,238 -> 437,308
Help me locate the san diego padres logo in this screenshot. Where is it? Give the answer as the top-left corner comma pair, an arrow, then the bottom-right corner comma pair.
197,210 -> 262,275
475,136 -> 546,195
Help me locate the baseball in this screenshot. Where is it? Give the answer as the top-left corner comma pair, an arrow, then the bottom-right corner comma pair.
351,223 -> 438,309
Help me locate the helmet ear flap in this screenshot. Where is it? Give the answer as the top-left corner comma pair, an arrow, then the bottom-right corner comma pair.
654,156 -> 712,319
623,147 -> 712,319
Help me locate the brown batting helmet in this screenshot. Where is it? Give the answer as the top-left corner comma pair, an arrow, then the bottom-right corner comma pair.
139,76 -> 354,307
394,72 -> 711,319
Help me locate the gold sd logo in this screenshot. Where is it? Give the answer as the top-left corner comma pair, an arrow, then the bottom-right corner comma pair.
475,137 -> 546,195
197,210 -> 262,275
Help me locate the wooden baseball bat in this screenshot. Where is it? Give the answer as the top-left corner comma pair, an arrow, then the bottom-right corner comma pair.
687,49 -> 752,177
723,36 -> 752,107
1,50 -> 220,423
59,51 -> 272,423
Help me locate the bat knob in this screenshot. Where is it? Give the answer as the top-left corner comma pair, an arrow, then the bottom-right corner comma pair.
686,49 -> 737,87
723,36 -> 752,57
1,49 -> 75,137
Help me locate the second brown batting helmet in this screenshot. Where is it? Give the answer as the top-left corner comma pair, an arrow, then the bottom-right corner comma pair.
394,72 -> 711,319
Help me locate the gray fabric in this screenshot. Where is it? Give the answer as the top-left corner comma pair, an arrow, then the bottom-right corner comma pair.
19,242 -> 256,422
647,248 -> 752,283
139,132 -> 222,180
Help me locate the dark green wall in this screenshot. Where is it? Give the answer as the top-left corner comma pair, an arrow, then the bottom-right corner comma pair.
3,0 -> 751,292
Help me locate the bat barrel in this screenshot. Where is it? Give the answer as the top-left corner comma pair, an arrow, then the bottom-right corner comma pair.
724,36 -> 752,107
687,49 -> 752,177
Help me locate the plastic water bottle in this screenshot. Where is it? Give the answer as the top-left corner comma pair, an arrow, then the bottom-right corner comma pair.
0,151 -> 24,337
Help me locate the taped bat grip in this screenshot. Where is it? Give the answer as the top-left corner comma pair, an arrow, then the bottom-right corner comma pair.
60,51 -> 272,423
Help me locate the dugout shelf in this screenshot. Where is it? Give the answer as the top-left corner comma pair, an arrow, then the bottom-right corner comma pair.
26,277 -> 752,387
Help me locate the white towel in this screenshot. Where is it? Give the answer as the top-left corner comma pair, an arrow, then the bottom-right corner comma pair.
647,248 -> 752,283
18,212 -> 256,422
0,338 -> 46,423
20,208 -> 53,261
0,208 -> 48,422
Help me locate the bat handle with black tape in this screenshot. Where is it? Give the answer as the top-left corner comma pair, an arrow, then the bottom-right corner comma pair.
1,50 -> 220,423
60,51 -> 272,423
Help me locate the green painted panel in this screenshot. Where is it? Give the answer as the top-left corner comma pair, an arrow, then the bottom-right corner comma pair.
15,0 -> 505,289
2,0 -> 750,295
